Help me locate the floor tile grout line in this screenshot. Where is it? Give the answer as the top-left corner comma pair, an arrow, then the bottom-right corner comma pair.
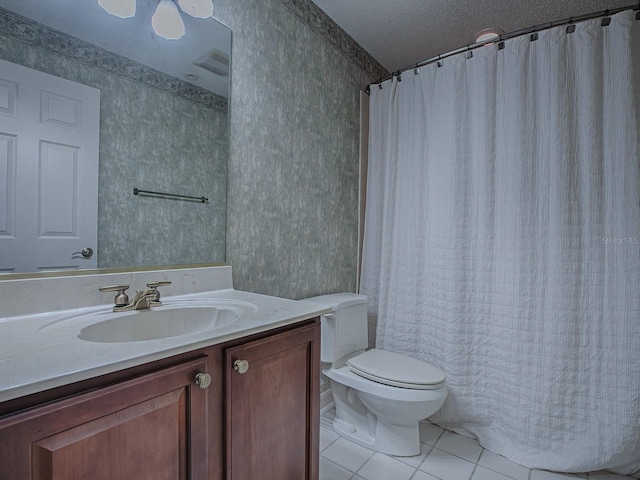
352,450 -> 376,479
320,412 -> 633,480
430,428 -> 487,467
473,448 -> 528,480
469,458 -> 481,480
321,455 -> 359,478
413,442 -> 437,478
409,428 -> 447,479
330,432 -> 446,480
426,445 -> 481,471
393,437 -> 436,471
469,442 -> 484,479
476,447 -> 486,464
319,426 -> 341,454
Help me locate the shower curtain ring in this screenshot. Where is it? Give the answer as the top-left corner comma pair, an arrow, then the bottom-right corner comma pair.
465,45 -> 473,59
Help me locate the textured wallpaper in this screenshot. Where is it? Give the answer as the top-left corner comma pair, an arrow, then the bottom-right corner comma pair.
0,0 -> 386,301
215,0 -> 381,299
0,32 -> 227,268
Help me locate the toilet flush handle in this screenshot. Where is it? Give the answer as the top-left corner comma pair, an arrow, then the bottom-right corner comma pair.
322,313 -> 336,329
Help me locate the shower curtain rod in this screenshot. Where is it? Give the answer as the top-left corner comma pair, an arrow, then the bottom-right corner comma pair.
368,3 -> 640,90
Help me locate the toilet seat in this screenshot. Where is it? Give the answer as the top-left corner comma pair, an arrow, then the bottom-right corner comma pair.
347,349 -> 445,390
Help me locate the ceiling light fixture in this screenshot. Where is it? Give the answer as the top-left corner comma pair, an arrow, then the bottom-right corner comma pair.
474,28 -> 505,44
178,0 -> 213,18
99,0 -> 213,41
152,0 -> 186,40
98,0 -> 136,18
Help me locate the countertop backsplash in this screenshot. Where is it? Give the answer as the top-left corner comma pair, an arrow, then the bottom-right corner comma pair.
0,265 -> 233,319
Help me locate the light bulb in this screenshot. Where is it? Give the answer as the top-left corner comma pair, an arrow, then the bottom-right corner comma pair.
178,0 -> 213,18
98,0 -> 136,18
152,0 -> 185,40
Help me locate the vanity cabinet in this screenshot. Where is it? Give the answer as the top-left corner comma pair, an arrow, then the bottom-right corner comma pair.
0,318 -> 320,480
0,357 -> 209,480
226,323 -> 320,479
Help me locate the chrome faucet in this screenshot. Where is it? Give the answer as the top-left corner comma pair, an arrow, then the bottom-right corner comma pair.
130,289 -> 160,310
99,281 -> 172,312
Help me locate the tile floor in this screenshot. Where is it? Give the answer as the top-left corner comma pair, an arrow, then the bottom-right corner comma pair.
319,410 -> 636,480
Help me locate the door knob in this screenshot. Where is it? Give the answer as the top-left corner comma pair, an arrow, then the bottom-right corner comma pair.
233,359 -> 249,374
194,372 -> 212,389
72,247 -> 94,258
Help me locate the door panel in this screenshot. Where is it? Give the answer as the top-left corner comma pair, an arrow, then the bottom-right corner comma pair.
0,133 -> 16,247
226,323 -> 321,480
0,78 -> 17,115
38,141 -> 79,237
0,58 -> 100,273
40,91 -> 83,129
0,357 -> 208,480
31,389 -> 186,480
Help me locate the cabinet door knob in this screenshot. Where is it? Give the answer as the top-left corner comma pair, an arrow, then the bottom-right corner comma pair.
194,372 -> 212,389
233,359 -> 249,374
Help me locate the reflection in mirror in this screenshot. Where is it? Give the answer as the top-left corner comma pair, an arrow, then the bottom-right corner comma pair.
0,0 -> 230,274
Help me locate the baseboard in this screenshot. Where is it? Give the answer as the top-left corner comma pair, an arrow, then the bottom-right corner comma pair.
320,389 -> 335,416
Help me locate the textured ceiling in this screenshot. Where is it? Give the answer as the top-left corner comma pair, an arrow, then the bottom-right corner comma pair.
310,0 -> 635,73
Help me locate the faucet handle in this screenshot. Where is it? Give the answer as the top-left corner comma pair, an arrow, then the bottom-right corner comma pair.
146,280 -> 171,302
99,284 -> 130,307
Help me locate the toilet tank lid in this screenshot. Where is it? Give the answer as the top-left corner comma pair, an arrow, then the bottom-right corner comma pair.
299,293 -> 367,310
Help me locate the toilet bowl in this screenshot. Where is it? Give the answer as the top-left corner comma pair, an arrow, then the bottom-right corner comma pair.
301,293 -> 447,456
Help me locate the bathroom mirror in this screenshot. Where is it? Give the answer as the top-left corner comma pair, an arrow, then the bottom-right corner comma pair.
0,0 -> 230,274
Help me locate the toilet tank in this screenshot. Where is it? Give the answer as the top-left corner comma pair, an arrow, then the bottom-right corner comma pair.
300,293 -> 368,363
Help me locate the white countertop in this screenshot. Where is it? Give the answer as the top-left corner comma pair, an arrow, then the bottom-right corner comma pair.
0,288 -> 330,403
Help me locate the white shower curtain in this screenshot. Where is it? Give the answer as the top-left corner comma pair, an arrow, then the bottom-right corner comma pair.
361,11 -> 640,475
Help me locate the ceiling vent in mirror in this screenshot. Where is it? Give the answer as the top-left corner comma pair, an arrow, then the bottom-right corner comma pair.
193,49 -> 230,77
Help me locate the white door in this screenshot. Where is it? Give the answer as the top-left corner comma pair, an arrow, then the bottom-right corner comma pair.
0,59 -> 100,273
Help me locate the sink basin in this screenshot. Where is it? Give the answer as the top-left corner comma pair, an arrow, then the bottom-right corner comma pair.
76,301 -> 255,343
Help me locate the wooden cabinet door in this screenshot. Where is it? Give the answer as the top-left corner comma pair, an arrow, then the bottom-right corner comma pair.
226,322 -> 320,480
0,357 -> 209,480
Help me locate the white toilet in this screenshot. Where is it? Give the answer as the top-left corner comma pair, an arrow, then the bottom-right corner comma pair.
301,293 -> 447,456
